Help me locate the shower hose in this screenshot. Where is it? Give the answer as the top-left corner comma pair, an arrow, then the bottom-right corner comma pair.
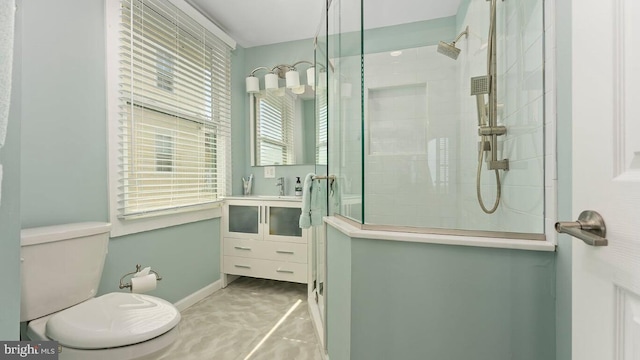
476,0 -> 501,215
476,136 -> 501,214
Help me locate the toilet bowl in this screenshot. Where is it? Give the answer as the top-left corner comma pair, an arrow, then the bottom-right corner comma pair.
20,222 -> 181,360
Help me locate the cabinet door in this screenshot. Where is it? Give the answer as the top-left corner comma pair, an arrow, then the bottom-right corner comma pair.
225,202 -> 262,238
265,203 -> 303,242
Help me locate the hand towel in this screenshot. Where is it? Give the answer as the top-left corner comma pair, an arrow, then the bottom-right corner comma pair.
299,173 -> 315,229
310,178 -> 326,226
330,177 -> 341,213
0,0 -> 16,149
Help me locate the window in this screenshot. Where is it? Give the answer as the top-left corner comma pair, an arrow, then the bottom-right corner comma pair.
155,49 -> 174,92
255,90 -> 296,165
155,133 -> 174,172
316,87 -> 328,165
107,0 -> 235,235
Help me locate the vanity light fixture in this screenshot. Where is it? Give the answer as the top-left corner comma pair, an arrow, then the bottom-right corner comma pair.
245,66 -> 270,93
245,60 -> 316,94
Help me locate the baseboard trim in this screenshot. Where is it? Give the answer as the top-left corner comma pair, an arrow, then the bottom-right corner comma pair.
173,279 -> 222,312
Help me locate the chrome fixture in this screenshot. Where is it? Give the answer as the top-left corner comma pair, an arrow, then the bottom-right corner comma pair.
119,264 -> 162,290
276,177 -> 285,196
311,175 -> 336,181
246,60 -> 320,95
437,26 -> 469,60
556,210 -> 608,246
312,174 -> 337,189
472,0 -> 508,214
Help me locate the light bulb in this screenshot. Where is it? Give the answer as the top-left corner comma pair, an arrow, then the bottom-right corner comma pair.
285,70 -> 300,88
265,73 -> 279,90
306,67 -> 315,87
245,76 -> 259,93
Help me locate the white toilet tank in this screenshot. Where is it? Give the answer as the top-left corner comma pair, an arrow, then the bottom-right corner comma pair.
20,222 -> 111,322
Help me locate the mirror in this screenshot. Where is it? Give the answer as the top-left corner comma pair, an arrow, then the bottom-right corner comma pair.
250,86 -> 317,166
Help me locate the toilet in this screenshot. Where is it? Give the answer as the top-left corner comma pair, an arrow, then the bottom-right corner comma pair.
20,222 -> 181,360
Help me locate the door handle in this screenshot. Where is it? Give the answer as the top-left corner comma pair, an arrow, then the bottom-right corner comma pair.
555,210 -> 608,246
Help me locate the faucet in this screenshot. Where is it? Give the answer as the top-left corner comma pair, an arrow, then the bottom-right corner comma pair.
276,177 -> 285,196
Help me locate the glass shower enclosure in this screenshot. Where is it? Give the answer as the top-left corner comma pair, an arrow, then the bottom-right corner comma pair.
325,0 -> 546,238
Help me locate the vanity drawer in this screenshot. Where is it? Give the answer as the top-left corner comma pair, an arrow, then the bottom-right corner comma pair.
223,256 -> 307,283
224,238 -> 307,263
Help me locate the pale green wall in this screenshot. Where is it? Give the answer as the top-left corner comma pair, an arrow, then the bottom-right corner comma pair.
326,226 -> 352,359
97,220 -> 220,303
232,45 -> 247,196
330,16 -> 456,58
0,1 -> 22,340
326,227 -> 556,360
555,0 -> 572,359
19,0 -> 222,309
20,0 -> 107,227
363,17 -> 456,54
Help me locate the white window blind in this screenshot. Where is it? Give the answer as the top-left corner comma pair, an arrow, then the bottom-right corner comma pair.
316,90 -> 328,164
118,0 -> 232,218
255,90 -> 295,165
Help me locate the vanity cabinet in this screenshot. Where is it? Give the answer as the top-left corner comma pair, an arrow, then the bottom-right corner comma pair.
222,198 -> 309,285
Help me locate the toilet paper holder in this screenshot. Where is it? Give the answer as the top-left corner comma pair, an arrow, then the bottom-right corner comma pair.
119,264 -> 163,290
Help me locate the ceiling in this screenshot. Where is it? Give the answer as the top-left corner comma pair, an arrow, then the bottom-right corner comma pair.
186,0 -> 461,48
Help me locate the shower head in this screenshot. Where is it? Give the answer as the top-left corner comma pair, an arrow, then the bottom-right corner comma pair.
437,26 -> 469,60
437,41 -> 462,60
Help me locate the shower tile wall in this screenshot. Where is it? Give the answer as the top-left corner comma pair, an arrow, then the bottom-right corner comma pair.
330,56 -> 363,221
457,0 -> 545,233
363,47 -> 458,227
543,0 -> 558,242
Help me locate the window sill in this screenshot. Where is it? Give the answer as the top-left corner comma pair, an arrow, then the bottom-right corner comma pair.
109,201 -> 223,238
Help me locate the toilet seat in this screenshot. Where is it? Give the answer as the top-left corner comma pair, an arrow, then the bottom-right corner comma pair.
45,292 -> 180,349
27,316 -> 179,360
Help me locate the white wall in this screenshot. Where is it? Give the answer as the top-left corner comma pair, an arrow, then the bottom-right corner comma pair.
363,46 -> 458,227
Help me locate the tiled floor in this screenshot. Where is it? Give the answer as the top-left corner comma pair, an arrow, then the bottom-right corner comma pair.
156,277 -> 324,360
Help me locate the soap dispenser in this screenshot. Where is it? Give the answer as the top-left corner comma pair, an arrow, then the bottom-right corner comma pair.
295,177 -> 302,196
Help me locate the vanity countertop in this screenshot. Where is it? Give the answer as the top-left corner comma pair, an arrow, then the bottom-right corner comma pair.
223,195 -> 302,202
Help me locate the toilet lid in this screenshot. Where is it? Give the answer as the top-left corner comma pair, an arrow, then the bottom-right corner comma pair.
45,292 -> 180,349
